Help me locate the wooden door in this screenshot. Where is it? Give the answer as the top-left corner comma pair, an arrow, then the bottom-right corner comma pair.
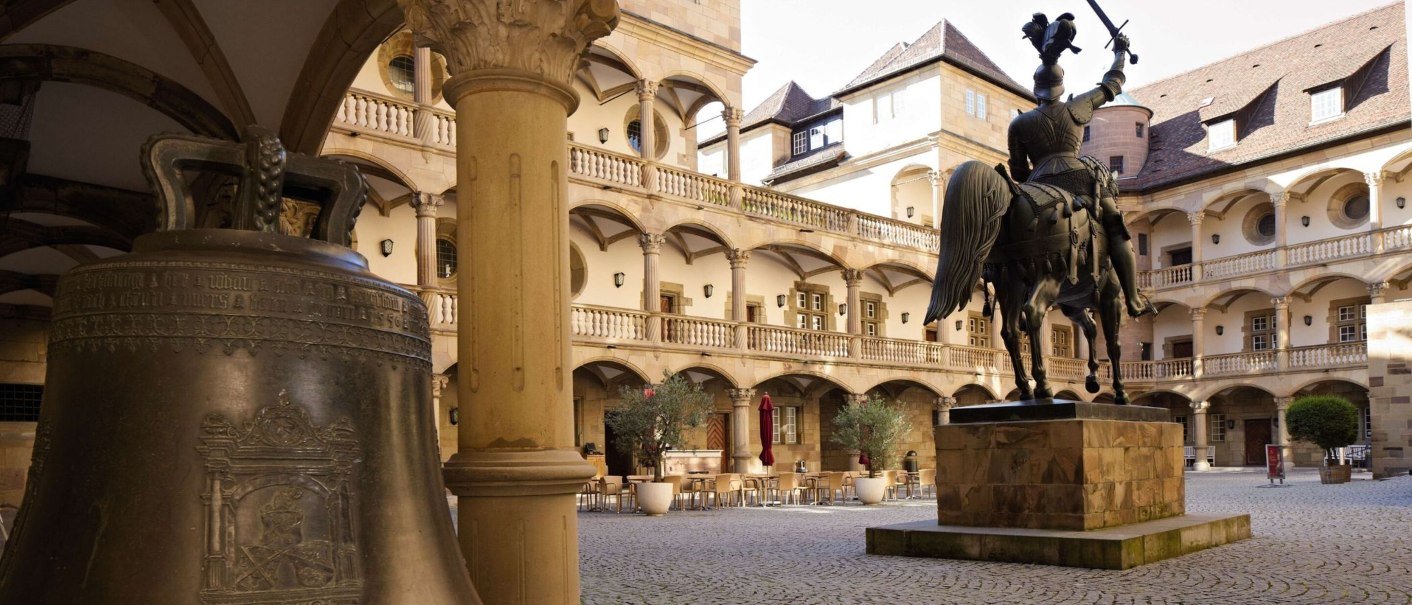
706,413 -> 729,471
1244,419 -> 1271,466
604,411 -> 633,477
1172,340 -> 1194,359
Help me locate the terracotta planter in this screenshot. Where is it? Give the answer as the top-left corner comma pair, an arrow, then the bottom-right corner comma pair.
636,481 -> 674,515
854,477 -> 888,505
1319,463 -> 1353,484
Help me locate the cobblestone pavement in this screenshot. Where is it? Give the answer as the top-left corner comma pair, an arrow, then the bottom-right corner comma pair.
578,469 -> 1412,605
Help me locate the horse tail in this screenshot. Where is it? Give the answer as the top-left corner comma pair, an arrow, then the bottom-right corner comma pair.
925,161 -> 1010,325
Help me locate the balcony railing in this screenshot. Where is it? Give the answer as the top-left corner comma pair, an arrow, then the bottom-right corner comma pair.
1202,249 -> 1275,280
1203,351 -> 1278,377
1140,224 -> 1412,290
746,325 -> 851,358
663,315 -> 735,349
332,90 -> 456,148
1288,342 -> 1367,369
572,305 -> 648,341
1286,232 -> 1371,267
416,287 -> 457,332
860,337 -> 945,365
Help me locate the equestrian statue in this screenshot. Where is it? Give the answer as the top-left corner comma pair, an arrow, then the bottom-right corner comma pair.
924,8 -> 1152,405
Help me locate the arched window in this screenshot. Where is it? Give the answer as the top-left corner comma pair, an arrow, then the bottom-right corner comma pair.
626,120 -> 643,153
436,237 -> 457,278
389,55 -> 415,93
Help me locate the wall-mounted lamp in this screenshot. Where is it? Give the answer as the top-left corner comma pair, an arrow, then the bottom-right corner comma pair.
901,312 -> 910,324
838,303 -> 848,316
1399,197 -> 1407,209
1303,315 -> 1313,326
905,206 -> 915,218
1226,419 -> 1236,430
1215,325 -> 1224,335
1301,215 -> 1311,227
449,408 -> 459,426
613,272 -> 625,288
379,239 -> 394,257
1211,234 -> 1220,245
703,284 -> 714,298
598,127 -> 610,144
955,319 -> 964,331
777,294 -> 787,308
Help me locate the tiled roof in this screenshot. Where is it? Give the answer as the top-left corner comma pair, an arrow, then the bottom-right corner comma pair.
1126,2 -> 1408,191
764,143 -> 847,184
740,81 -> 835,131
837,20 -> 1029,99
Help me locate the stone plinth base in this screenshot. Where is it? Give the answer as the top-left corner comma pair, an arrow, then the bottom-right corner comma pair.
866,514 -> 1251,569
937,400 -> 1183,530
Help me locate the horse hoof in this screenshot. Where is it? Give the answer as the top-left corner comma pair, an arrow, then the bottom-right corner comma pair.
1085,376 -> 1100,393
1035,389 -> 1053,399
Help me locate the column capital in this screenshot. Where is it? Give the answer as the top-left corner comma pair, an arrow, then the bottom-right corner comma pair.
927,169 -> 941,186
400,0 -> 619,87
638,232 -> 665,254
1272,296 -> 1288,310
1275,396 -> 1294,411
1190,400 -> 1210,413
1369,281 -> 1390,299
411,191 -> 445,217
726,248 -> 750,268
1187,212 -> 1205,227
1190,307 -> 1206,322
935,396 -> 957,410
842,268 -> 865,287
636,79 -> 659,101
432,373 -> 450,397
722,106 -> 744,127
1270,190 -> 1289,208
1365,171 -> 1385,187
728,388 -> 756,404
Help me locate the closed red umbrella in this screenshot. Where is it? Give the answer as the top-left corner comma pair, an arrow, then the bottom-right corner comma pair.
758,393 -> 775,468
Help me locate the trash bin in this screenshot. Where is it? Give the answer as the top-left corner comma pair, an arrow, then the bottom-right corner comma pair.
903,450 -> 919,473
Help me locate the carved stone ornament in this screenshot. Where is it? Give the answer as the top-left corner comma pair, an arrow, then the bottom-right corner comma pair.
399,0 -> 619,85
197,390 -> 362,605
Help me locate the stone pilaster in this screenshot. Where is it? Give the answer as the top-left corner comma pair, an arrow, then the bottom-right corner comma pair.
1366,171 -> 1384,252
1187,212 -> 1204,280
1275,396 -> 1294,469
729,388 -> 756,473
1273,297 -> 1289,370
398,1 -> 619,602
1191,400 -> 1211,471
727,248 -> 749,350
414,46 -> 436,142
1271,190 -> 1288,267
640,232 -> 664,342
411,191 -> 445,287
843,268 -> 864,360
432,373 -> 450,442
636,80 -> 658,191
1190,308 -> 1206,378
723,107 -> 743,182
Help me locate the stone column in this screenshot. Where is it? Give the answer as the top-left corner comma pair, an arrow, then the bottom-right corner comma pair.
728,249 -> 749,350
1188,212 -> 1204,281
1272,190 -> 1288,268
1367,171 -> 1384,253
1370,281 -> 1390,305
723,107 -> 743,181
432,373 -> 450,444
1273,297 -> 1290,370
929,169 -> 942,229
1191,400 -> 1211,471
935,396 -> 956,425
1190,308 -> 1206,378
843,268 -> 863,359
401,2 -> 618,603
1275,396 -> 1294,469
411,191 -> 445,287
640,233 -> 664,342
636,80 -> 658,191
729,388 -> 756,473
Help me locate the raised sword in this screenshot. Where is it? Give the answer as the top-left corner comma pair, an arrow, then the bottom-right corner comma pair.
1085,0 -> 1138,64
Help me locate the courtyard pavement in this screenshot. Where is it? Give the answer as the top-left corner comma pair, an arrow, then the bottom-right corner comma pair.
577,468 -> 1412,605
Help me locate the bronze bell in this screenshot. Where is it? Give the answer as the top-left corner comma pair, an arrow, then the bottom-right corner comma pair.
0,127 -> 481,604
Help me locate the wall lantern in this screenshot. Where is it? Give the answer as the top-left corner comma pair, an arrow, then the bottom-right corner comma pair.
703,284 -> 714,298
379,239 -> 394,257
1398,197 -> 1407,209
449,408 -> 459,426
1226,419 -> 1237,430
777,294 -> 787,308
613,272 -> 625,288
598,127 -> 610,144
905,206 -> 915,218
1211,234 -> 1220,245
838,303 -> 848,316
955,319 -> 964,331
1301,215 -> 1311,227
901,312 -> 911,324
1215,325 -> 1224,335
1303,315 -> 1313,326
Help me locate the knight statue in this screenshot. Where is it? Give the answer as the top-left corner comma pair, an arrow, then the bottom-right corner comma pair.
1009,13 -> 1152,318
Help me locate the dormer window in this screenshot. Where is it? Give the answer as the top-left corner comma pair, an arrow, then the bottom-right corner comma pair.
1208,119 -> 1236,151
1310,87 -> 1343,122
792,131 -> 807,155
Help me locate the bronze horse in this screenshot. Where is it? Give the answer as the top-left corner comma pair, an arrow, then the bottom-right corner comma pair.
924,158 -> 1130,404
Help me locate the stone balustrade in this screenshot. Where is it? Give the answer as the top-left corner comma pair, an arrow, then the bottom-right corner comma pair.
662,315 -> 736,348
1202,249 -> 1275,280
1202,351 -> 1278,377
416,287 -> 457,332
1288,342 -> 1367,369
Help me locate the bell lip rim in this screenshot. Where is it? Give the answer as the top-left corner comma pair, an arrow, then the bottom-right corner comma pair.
131,229 -> 370,271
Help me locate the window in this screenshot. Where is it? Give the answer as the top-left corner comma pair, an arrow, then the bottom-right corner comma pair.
861,298 -> 883,338
1208,119 -> 1236,151
627,120 -> 643,153
1169,247 -> 1193,266
1210,413 -> 1227,443
1310,88 -> 1343,122
773,406 -> 800,444
1257,213 -> 1276,239
436,237 -> 457,278
1051,325 -> 1073,357
976,93 -> 987,119
967,313 -> 990,348
792,131 -> 807,155
809,127 -> 824,149
1249,311 -> 1276,351
1335,301 -> 1368,343
1343,194 -> 1370,222
1137,233 -> 1149,256
388,55 -> 416,93
1082,126 -> 1090,142
794,287 -> 828,332
1140,341 -> 1153,361
924,327 -> 939,342
1176,415 -> 1189,444
1109,156 -> 1125,175
0,384 -> 42,422
865,301 -> 877,320
1135,122 -> 1145,138
964,89 -> 975,116
1363,406 -> 1372,441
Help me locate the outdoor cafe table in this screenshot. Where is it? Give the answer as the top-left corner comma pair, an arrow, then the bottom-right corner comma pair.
744,473 -> 778,506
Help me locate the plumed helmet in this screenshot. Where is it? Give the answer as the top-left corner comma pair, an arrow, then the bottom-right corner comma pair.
1033,63 -> 1065,102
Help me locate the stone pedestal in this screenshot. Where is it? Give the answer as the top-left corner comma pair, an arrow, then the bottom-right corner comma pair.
868,400 -> 1250,569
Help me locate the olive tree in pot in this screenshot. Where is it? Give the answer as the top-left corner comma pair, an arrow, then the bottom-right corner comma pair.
605,372 -> 713,515
831,395 -> 912,504
1286,395 -> 1360,485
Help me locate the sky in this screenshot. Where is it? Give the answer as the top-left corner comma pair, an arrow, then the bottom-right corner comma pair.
709,0 -> 1400,134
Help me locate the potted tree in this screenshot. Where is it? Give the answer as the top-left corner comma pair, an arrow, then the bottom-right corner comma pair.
605,372 -> 714,515
1286,395 -> 1360,485
830,395 -> 912,504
